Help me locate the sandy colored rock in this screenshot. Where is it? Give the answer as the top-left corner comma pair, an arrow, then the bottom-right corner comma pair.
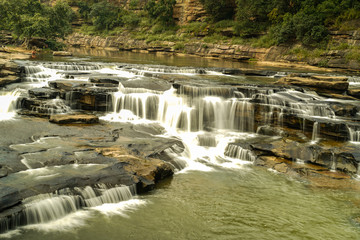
0,75 -> 20,87
310,75 -> 348,81
97,147 -> 174,191
49,114 -> 99,124
276,76 -> 349,91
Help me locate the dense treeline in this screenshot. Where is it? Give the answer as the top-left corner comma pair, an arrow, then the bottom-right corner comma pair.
75,0 -> 360,47
201,0 -> 360,46
0,0 -> 360,49
236,0 -> 360,45
0,0 -> 74,48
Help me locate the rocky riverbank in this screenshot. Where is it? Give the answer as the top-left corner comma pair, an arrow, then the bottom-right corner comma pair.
64,31 -> 360,72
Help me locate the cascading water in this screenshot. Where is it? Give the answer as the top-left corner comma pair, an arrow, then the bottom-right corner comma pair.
4,59 -> 360,238
0,89 -> 22,120
224,144 -> 256,162
347,126 -> 360,142
311,122 -> 320,142
0,184 -> 136,233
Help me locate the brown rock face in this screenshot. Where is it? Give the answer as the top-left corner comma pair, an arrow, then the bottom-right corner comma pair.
173,0 -> 207,25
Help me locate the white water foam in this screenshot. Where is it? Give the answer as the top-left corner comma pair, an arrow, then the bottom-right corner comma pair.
0,229 -> 22,239
0,89 -> 22,121
91,199 -> 147,217
22,210 -> 91,232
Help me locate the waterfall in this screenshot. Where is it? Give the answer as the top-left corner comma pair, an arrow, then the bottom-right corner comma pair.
224,144 -> 256,162
253,91 -> 335,119
330,151 -> 336,172
347,126 -> 360,142
0,185 -> 136,234
23,194 -> 82,224
178,85 -> 235,98
311,122 -> 320,142
0,89 -> 22,120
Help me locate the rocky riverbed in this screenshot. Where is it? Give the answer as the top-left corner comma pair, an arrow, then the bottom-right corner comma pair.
1,48 -> 360,234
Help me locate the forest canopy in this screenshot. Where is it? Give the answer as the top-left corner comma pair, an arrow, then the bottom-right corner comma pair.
0,0 -> 359,48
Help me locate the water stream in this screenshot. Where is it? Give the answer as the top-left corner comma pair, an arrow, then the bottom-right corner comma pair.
1,51 -> 360,239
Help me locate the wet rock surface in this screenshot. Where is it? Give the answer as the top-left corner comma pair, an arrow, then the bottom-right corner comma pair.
2,58 -> 360,233
0,119 -> 179,223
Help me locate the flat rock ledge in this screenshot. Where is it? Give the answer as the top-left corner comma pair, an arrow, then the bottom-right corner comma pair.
276,75 -> 349,92
97,147 -> 174,192
49,114 -> 99,124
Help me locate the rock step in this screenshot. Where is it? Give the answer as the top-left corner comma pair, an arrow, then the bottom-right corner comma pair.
49,114 -> 99,124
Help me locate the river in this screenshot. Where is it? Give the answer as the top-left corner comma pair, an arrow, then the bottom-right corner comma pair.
1,49 -> 360,239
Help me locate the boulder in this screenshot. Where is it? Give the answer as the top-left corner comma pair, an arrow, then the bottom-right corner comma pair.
48,80 -> 94,90
96,147 -> 174,192
89,76 -> 127,85
28,88 -> 60,99
49,114 -> 99,124
122,79 -> 172,92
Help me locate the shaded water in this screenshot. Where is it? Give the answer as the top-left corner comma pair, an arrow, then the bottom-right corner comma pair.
1,50 -> 360,239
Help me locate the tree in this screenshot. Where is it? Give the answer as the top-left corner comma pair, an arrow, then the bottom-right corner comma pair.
89,1 -> 123,31
49,1 -> 75,38
0,0 -> 74,48
199,0 -> 235,21
145,0 -> 176,24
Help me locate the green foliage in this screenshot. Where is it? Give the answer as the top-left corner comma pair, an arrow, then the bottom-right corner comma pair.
45,39 -> 66,51
182,22 -> 208,36
129,0 -> 140,10
0,0 -> 74,42
199,0 -> 235,21
89,1 -> 123,31
145,0 -> 176,24
173,42 -> 185,50
269,10 -> 329,46
122,11 -> 141,29
233,0 -> 360,46
203,33 -> 228,43
49,1 -> 75,38
77,1 -> 92,21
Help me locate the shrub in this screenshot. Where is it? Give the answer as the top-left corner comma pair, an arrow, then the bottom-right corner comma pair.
89,1 -> 123,31
122,12 -> 141,29
199,0 -> 235,21
173,42 -> 185,50
145,0 -> 176,24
